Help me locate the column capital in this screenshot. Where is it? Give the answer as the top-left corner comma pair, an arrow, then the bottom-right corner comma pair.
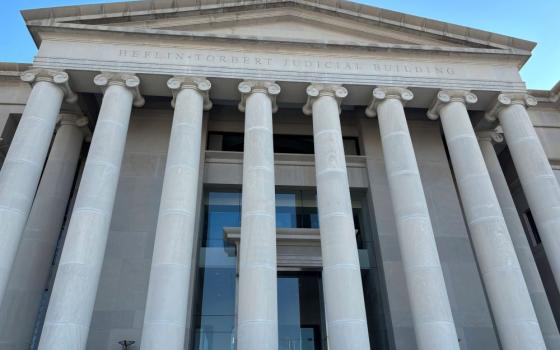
485,93 -> 537,121
167,76 -> 212,110
365,86 -> 413,118
21,68 -> 77,104
427,90 -> 477,120
477,128 -> 504,144
93,72 -> 145,107
238,80 -> 281,113
57,113 -> 92,141
302,83 -> 347,116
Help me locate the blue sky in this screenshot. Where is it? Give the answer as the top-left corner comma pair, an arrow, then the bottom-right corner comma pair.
1,0 -> 558,90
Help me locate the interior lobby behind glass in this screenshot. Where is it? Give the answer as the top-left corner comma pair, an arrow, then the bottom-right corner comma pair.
192,190 -> 390,349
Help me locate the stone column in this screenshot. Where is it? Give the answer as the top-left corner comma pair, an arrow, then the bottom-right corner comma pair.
38,73 -> 144,350
486,94 -> 560,291
478,130 -> 560,349
141,77 -> 211,350
236,80 -> 280,350
427,90 -> 545,350
303,84 -> 370,350
366,87 -> 459,350
0,69 -> 76,305
0,114 -> 88,349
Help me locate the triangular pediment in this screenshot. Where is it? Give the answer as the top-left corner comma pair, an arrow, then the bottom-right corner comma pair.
111,8 -> 469,47
91,7 -> 469,48
22,0 -> 535,55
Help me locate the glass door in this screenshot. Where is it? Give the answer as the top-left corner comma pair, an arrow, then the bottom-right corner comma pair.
278,272 -> 324,350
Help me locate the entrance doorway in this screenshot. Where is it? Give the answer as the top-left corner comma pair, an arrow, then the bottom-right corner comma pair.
278,272 -> 325,350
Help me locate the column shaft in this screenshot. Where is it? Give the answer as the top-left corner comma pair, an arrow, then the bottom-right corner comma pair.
0,79 -> 66,304
434,94 -> 545,350
237,81 -> 279,350
479,137 -> 560,348
372,90 -> 459,350
305,85 -> 370,350
38,74 -> 141,350
498,102 -> 560,290
141,77 -> 209,350
0,115 -> 85,349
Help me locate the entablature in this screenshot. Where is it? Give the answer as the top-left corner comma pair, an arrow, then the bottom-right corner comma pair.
29,31 -> 528,111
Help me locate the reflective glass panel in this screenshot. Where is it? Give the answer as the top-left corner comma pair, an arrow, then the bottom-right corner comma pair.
193,191 -> 240,350
278,273 -> 324,350
276,193 -> 297,228
192,190 -> 390,349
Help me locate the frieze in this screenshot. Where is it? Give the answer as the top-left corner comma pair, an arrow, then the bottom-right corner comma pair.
34,40 -> 526,92
117,48 -> 456,76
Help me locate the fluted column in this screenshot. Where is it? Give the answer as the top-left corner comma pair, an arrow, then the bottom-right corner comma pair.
0,69 -> 76,305
38,73 -> 144,350
303,84 -> 370,350
236,80 -> 280,350
0,114 -> 88,349
141,77 -> 211,350
487,94 -> 560,291
427,90 -> 545,350
478,130 -> 560,349
366,87 -> 459,350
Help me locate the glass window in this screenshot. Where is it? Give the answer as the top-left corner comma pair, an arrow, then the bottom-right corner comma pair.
275,191 -> 319,229
274,134 -> 315,154
203,192 -> 241,247
524,209 -> 542,246
343,137 -> 360,156
193,191 -> 240,350
207,132 -> 360,155
192,190 -> 390,349
276,193 -> 298,228
194,267 -> 237,350
0,114 -> 21,168
207,132 -> 244,152
355,195 -> 393,349
278,273 -> 324,350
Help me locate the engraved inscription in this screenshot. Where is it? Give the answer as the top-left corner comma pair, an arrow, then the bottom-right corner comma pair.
118,48 -> 456,76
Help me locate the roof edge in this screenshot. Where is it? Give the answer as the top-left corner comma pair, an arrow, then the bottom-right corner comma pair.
26,22 -> 533,63
530,81 -> 560,103
20,0 -> 537,53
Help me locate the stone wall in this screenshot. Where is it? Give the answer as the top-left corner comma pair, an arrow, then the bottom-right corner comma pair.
86,109 -> 169,349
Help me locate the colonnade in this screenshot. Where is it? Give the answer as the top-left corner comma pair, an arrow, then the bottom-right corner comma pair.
0,69 -> 558,350
366,88 -> 459,350
428,91 -> 545,349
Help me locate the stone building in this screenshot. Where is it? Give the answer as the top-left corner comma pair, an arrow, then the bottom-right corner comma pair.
0,1 -> 559,349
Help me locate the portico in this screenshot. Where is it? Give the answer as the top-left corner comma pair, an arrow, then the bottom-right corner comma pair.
0,1 -> 559,350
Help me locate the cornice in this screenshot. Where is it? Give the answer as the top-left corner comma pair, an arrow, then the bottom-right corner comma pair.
0,63 -> 32,82
528,82 -> 559,106
25,23 -> 532,63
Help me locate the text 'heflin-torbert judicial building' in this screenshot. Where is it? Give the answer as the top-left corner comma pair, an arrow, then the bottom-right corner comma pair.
0,1 -> 559,350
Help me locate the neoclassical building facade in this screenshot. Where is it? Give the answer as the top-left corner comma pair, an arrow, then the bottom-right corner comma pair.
0,1 -> 559,350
